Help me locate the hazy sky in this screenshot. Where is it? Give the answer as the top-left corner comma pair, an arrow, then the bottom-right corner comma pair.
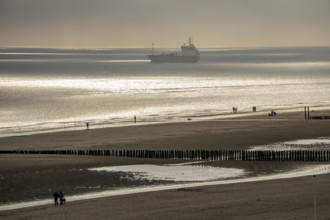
1,0 -> 330,48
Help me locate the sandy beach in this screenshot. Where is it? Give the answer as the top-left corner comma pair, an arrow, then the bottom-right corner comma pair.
2,1 -> 330,219
1,107 -> 330,219
0,107 -> 329,151
2,173 -> 330,220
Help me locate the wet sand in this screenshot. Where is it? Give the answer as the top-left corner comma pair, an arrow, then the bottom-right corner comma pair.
0,108 -> 329,151
1,108 -> 330,219
1,170 -> 330,219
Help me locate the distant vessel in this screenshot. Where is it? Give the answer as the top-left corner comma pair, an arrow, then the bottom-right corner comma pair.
148,37 -> 200,63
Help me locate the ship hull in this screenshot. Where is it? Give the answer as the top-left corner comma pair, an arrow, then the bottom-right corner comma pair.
148,55 -> 200,63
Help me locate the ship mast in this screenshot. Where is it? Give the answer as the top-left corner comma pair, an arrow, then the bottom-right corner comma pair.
152,43 -> 154,55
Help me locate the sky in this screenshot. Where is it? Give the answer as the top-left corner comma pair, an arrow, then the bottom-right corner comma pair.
1,0 -> 330,48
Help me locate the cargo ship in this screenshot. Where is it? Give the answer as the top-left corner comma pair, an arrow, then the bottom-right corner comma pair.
147,37 -> 200,63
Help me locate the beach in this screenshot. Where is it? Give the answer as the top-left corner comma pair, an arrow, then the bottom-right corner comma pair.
2,1 -> 330,219
2,174 -> 330,220
1,107 -> 329,150
1,108 -> 330,219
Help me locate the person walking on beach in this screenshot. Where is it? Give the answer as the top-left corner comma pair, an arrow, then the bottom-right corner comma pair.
134,115 -> 137,123
59,190 -> 65,205
53,192 -> 59,206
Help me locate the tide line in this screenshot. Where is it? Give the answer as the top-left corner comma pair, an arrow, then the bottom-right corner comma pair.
1,164 -> 330,212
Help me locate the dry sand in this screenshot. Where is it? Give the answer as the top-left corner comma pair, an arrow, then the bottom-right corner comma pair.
0,108 -> 329,150
0,108 -> 330,219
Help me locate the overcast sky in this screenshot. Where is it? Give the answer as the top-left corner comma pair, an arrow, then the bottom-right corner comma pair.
1,0 -> 330,48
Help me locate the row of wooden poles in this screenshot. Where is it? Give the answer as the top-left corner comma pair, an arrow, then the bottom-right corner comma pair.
304,106 -> 330,120
1,149 -> 330,162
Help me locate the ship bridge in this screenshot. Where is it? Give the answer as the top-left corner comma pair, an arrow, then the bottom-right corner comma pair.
181,37 -> 200,57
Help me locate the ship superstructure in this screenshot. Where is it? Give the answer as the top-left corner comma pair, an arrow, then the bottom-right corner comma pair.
148,37 -> 200,63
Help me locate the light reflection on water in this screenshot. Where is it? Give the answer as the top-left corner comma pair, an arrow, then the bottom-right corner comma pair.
286,138 -> 330,145
1,77 -> 310,91
249,137 -> 330,151
89,163 -> 246,182
1,164 -> 330,212
1,47 -> 330,137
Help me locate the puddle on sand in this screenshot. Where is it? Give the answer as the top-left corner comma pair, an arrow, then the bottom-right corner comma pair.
2,164 -> 330,212
249,137 -> 330,151
89,163 -> 246,182
285,138 -> 330,146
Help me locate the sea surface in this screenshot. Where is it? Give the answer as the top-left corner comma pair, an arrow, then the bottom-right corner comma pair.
0,46 -> 330,136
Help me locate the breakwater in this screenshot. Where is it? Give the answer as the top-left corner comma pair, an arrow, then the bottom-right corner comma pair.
1,149 -> 330,162
304,106 -> 330,120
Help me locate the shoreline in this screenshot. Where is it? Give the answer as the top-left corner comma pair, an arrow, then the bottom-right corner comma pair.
2,165 -> 330,219
1,105 -> 329,151
1,103 -> 329,139
0,106 -> 330,219
1,163 -> 330,212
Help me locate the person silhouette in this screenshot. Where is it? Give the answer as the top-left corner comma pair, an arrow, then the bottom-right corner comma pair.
59,190 -> 65,205
53,192 -> 59,206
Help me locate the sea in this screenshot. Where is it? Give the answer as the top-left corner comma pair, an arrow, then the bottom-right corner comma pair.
0,46 -> 330,137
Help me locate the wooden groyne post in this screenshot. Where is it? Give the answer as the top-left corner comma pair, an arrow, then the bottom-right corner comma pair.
1,149 -> 330,162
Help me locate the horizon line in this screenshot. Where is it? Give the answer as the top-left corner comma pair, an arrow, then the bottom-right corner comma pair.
1,45 -> 330,50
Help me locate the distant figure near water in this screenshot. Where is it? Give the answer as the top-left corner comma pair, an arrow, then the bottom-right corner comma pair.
86,122 -> 89,129
134,115 -> 137,123
53,192 -> 59,206
268,110 -> 277,117
59,190 -> 65,205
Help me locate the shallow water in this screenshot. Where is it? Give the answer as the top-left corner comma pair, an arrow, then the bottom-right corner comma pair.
89,163 -> 246,182
249,137 -> 330,151
1,164 -> 330,212
1,47 -> 330,137
286,138 -> 330,146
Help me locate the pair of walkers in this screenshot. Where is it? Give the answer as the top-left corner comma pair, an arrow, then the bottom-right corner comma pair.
53,191 -> 65,206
